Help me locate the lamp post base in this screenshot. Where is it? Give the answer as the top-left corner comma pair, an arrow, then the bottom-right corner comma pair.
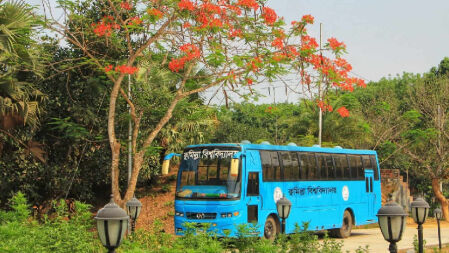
438,219 -> 441,249
418,223 -> 423,253
281,219 -> 285,234
388,242 -> 397,253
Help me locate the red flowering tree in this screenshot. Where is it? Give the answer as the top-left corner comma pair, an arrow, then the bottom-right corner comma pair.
44,0 -> 364,206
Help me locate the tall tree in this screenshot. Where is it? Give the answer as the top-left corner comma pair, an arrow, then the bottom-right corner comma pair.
403,75 -> 449,219
44,0 -> 364,206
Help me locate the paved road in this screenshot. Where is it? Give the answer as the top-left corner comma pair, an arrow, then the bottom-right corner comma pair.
339,225 -> 449,252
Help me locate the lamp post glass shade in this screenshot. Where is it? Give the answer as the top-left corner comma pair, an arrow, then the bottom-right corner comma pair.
95,196 -> 129,250
434,208 -> 443,220
410,197 -> 430,224
126,196 -> 142,220
276,197 -> 292,219
377,201 -> 407,242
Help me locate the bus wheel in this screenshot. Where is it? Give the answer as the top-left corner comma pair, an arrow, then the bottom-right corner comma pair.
264,216 -> 278,240
331,210 -> 353,238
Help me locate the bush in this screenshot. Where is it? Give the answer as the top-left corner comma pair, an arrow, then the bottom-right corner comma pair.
0,193 -> 101,253
0,193 -> 352,253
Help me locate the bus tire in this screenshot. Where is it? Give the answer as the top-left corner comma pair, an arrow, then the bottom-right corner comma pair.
264,216 -> 278,240
331,210 -> 353,238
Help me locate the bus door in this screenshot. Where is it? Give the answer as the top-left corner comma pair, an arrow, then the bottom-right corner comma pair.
364,169 -> 375,217
245,152 -> 261,225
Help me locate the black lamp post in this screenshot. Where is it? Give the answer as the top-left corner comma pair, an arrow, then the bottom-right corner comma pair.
126,195 -> 142,233
276,197 -> 292,234
410,197 -> 430,253
434,207 -> 443,250
95,195 -> 129,253
376,201 -> 407,253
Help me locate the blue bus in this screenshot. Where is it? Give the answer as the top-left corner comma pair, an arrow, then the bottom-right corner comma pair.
163,142 -> 381,239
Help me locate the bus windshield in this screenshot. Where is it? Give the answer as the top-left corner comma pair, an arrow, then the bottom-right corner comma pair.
176,148 -> 241,200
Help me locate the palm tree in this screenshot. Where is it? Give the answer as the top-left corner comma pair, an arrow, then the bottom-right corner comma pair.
0,0 -> 45,130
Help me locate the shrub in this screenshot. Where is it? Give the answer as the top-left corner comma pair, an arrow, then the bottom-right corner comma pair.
0,193 -> 101,253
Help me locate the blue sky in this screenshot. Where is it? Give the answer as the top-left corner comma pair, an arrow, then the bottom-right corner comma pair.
268,0 -> 449,81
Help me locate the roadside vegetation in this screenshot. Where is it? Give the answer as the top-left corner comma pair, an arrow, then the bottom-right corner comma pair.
1,193 -> 368,253
2,0 -> 449,251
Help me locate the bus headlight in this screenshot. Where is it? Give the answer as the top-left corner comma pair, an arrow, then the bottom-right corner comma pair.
175,211 -> 184,217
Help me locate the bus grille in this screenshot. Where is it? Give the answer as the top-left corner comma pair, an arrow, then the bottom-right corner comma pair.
186,212 -> 217,220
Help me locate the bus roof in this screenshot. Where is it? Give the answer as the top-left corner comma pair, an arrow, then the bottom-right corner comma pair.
185,143 -> 377,155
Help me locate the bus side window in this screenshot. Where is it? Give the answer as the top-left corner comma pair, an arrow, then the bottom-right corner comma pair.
370,155 -> 379,180
271,152 -> 281,181
281,152 -> 300,181
316,154 -> 325,180
317,154 -> 330,180
325,154 -> 335,179
260,151 -> 272,181
260,151 -> 281,181
356,156 -> 364,179
309,153 -> 318,180
247,172 -> 259,196
344,155 -> 351,179
362,155 -> 372,170
349,155 -> 359,179
299,153 -> 315,180
298,153 -> 308,180
333,155 -> 342,179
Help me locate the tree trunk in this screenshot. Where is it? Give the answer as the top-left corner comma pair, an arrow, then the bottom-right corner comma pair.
432,178 -> 449,220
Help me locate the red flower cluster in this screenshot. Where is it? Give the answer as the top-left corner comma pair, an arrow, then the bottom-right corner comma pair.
271,37 -> 284,49
246,78 -> 253,85
334,58 -> 352,72
285,46 -> 300,59
301,14 -> 314,24
265,106 -> 277,113
178,0 -> 195,11
301,35 -> 319,51
236,0 -> 259,11
115,65 -> 138,74
317,100 -> 333,112
105,65 -> 113,72
128,17 -> 143,25
180,43 -> 200,59
272,52 -> 286,62
262,7 -> 277,25
194,2 -> 228,29
147,8 -> 164,19
337,107 -> 350,117
92,18 -> 120,37
202,2 -> 222,14
227,4 -> 242,15
120,1 -> 132,10
229,28 -> 243,38
328,37 -> 346,51
168,44 -> 201,72
247,57 -> 262,72
168,58 -> 186,72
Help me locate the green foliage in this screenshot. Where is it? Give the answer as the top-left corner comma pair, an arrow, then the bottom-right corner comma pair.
413,234 -> 427,253
0,194 -> 101,253
0,194 -> 355,253
0,191 -> 29,223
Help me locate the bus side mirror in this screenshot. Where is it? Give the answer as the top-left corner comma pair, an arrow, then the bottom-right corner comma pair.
162,153 -> 181,175
231,152 -> 243,177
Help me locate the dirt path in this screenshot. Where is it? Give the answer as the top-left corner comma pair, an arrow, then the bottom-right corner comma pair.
135,173 -> 177,234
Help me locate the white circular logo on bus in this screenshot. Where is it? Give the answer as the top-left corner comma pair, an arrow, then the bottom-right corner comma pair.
274,187 -> 283,203
342,186 -> 349,201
